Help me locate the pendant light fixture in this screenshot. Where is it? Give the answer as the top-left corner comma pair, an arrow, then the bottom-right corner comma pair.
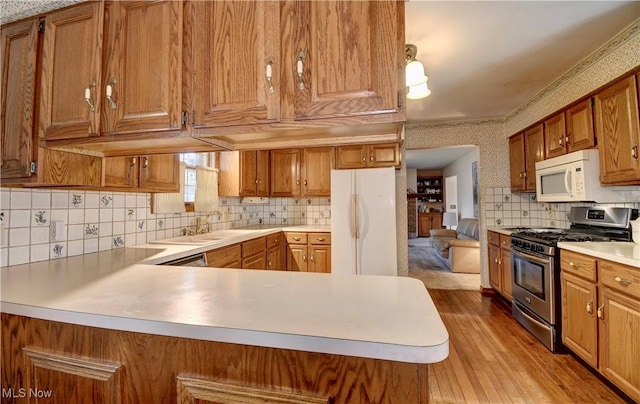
405,44 -> 431,99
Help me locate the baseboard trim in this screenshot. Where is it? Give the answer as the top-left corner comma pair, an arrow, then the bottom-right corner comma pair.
480,287 -> 496,296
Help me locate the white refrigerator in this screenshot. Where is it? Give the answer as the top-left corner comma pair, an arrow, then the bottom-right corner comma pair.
331,167 -> 397,276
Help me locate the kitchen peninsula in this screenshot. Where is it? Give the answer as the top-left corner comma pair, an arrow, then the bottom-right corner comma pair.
1,228 -> 448,403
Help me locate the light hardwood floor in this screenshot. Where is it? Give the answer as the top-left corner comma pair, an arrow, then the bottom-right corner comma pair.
427,290 -> 630,403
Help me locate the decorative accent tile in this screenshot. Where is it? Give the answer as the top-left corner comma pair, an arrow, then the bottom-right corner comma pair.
137,221 -> 145,231
100,195 -> 113,207
127,209 -> 135,220
113,235 -> 125,248
51,243 -> 65,259
33,210 -> 48,226
71,193 -> 83,208
84,224 -> 99,238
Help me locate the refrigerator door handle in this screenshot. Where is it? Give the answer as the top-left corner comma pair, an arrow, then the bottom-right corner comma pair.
354,194 -> 360,239
350,194 -> 357,238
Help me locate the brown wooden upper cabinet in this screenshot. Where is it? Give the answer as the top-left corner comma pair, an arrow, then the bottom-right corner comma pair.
218,151 -> 270,197
509,133 -> 526,191
187,0 -> 405,131
545,100 -> 596,159
1,18 -> 39,181
270,147 -> 334,197
594,75 -> 640,185
38,1 -> 182,141
103,155 -> 179,192
335,143 -> 400,169
510,124 -> 544,192
189,1 -> 280,128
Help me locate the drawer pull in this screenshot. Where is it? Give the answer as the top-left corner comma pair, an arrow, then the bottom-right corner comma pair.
586,299 -> 593,315
317,237 -> 325,242
568,261 -> 580,268
614,276 -> 632,286
597,305 -> 604,320
293,237 -> 301,241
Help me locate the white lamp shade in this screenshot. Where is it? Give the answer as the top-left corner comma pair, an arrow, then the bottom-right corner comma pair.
443,212 -> 458,227
407,80 -> 431,100
406,60 -> 426,87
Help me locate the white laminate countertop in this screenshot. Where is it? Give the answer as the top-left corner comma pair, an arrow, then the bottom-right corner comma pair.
0,225 -> 449,364
557,241 -> 640,269
486,227 -> 517,236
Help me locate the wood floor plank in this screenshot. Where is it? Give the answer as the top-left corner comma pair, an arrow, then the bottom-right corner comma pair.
424,288 -> 629,404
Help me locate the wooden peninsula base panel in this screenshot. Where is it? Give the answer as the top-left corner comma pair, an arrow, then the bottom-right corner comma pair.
1,314 -> 429,403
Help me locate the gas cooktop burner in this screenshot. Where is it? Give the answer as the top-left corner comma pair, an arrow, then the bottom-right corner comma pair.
514,230 -> 610,243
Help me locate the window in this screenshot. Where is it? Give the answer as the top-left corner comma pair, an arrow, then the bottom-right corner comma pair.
179,153 -> 215,203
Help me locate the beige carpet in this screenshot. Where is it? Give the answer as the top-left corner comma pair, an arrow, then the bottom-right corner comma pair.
408,237 -> 480,291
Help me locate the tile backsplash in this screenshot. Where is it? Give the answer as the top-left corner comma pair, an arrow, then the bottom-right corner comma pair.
0,188 -> 331,267
485,187 -> 640,228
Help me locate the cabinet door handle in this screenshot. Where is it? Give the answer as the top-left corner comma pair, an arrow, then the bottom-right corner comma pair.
310,255 -> 315,263
302,255 -> 307,262
296,179 -> 300,187
106,78 -> 117,109
586,299 -> 593,315
142,157 -> 149,169
632,145 -> 638,159
265,59 -> 275,94
614,276 -> 632,286
268,260 -> 272,268
370,155 -> 374,162
558,138 -> 563,146
304,179 -> 307,186
361,155 -> 366,164
296,50 -> 305,90
84,80 -> 96,112
565,135 -> 570,143
129,157 -> 137,169
597,304 -> 604,320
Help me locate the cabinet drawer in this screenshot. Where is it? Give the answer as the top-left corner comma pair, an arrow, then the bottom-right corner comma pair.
560,250 -> 596,281
308,233 -> 331,245
488,231 -> 500,246
286,232 -> 307,244
599,260 -> 640,296
499,234 -> 511,249
267,232 -> 283,249
206,244 -> 241,268
242,237 -> 266,258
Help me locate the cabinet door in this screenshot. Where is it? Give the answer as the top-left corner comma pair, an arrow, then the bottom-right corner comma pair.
598,287 -> 640,401
509,133 -> 526,191
561,271 -> 597,368
566,98 -> 595,153
239,151 -> 259,196
104,156 -> 139,188
139,155 -> 179,191
595,76 -> 640,184
242,253 -> 267,270
256,150 -> 270,196
524,124 -> 545,191
488,244 -> 501,291
335,145 -> 367,169
190,1 -> 280,127
270,149 -> 300,196
267,246 -> 283,271
1,19 -> 39,180
309,245 -> 331,273
369,143 -> 400,168
39,2 -> 103,140
431,213 -> 443,230
418,215 -> 430,237
501,248 -> 512,301
102,1 -> 182,134
544,112 -> 566,159
287,244 -> 307,271
287,0 -> 403,120
301,147 -> 333,196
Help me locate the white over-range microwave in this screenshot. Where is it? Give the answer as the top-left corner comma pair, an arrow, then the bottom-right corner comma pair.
535,149 -> 640,203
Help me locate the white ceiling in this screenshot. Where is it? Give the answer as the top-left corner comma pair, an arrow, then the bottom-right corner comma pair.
405,1 -> 640,124
406,146 -> 477,169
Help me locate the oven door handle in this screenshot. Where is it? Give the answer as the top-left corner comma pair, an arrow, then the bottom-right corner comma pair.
512,249 -> 550,266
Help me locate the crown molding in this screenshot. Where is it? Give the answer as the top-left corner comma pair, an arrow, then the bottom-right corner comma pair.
406,117 -> 504,130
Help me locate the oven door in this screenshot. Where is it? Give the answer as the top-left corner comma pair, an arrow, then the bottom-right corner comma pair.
511,247 -> 555,325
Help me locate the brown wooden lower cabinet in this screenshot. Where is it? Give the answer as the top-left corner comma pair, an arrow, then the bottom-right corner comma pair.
487,231 -> 512,301
560,250 -> 640,402
285,232 -> 331,273
1,314 -> 429,403
205,244 -> 241,268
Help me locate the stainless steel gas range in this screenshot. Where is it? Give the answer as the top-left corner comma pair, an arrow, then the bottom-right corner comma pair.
510,206 -> 637,352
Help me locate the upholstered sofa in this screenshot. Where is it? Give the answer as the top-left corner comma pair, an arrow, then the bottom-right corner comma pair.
429,218 -> 480,273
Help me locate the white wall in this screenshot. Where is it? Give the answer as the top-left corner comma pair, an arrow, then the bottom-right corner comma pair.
407,168 -> 418,193
443,148 -> 479,220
